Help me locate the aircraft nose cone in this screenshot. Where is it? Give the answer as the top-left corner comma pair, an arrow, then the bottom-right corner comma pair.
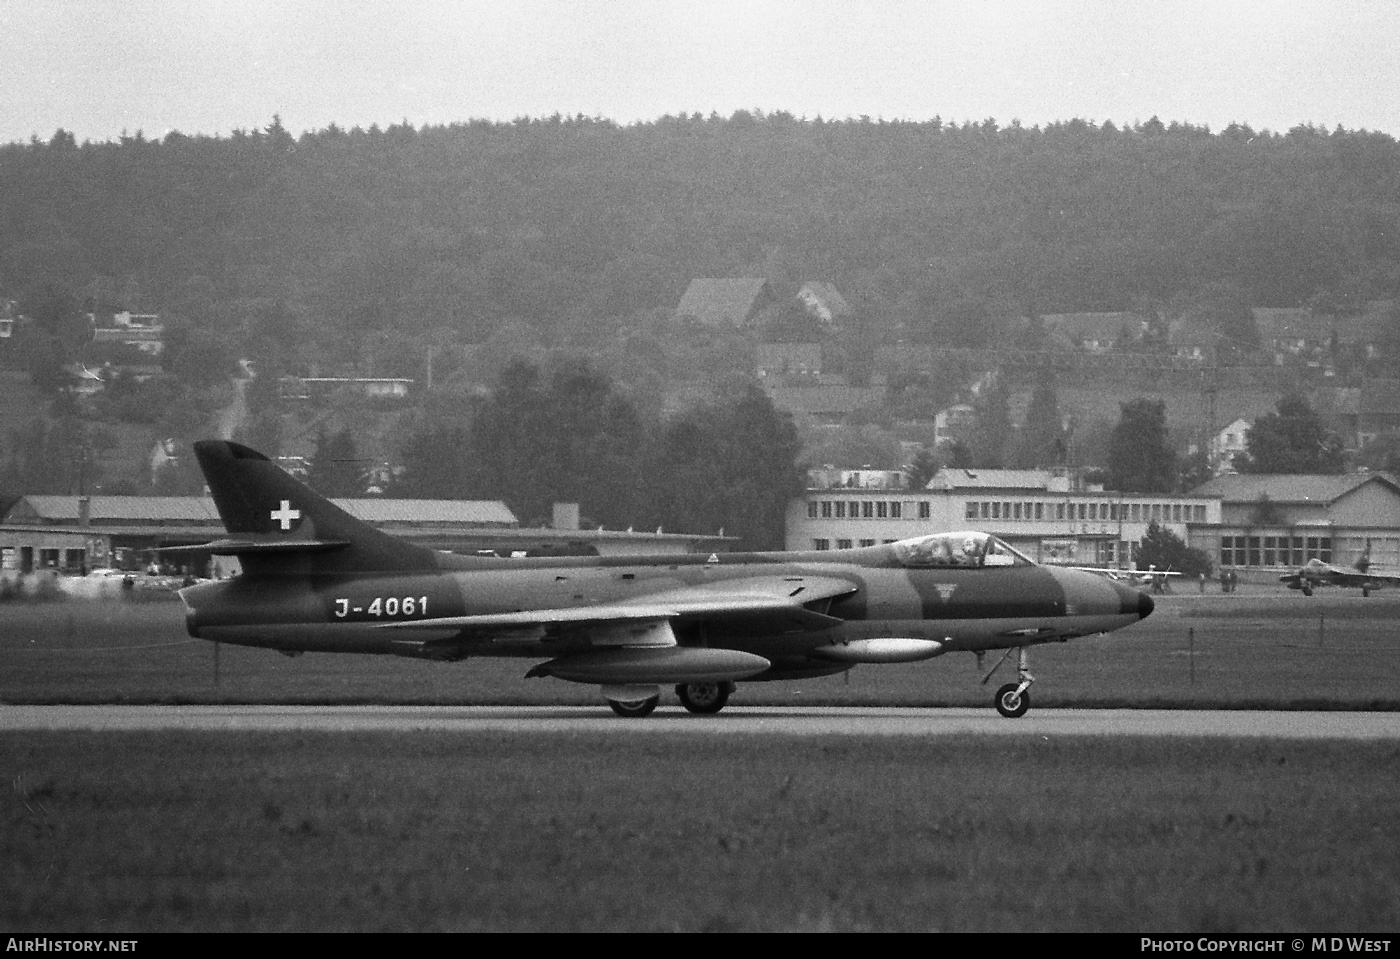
1107,579 -> 1153,619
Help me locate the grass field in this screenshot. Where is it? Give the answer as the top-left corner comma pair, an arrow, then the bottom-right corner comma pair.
4,732 -> 1398,932
3,584 -> 1398,932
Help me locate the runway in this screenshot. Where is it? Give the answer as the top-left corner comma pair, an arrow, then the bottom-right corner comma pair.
3,704 -> 1400,738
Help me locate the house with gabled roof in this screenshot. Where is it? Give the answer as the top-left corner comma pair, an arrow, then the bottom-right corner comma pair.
675,278 -> 773,328
1207,416 -> 1252,473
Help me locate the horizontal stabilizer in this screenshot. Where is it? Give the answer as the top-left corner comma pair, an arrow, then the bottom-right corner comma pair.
161,538 -> 351,556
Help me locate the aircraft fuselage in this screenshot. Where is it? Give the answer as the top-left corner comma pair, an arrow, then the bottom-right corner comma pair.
181,546 -> 1151,678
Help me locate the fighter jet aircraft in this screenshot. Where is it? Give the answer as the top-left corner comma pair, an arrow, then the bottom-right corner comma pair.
1279,547 -> 1398,596
175,440 -> 1154,718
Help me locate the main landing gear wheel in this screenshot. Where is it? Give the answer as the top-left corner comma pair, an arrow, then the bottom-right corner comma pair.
676,681 -> 733,715
994,682 -> 1031,719
608,695 -> 660,718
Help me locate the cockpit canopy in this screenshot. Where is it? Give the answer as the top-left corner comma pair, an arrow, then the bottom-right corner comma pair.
891,531 -> 1033,569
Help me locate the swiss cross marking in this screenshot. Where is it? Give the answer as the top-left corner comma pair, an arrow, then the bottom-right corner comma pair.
270,499 -> 301,531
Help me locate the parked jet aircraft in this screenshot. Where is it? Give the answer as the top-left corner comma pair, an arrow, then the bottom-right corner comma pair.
176,440 -> 1154,718
1280,548 -> 1398,596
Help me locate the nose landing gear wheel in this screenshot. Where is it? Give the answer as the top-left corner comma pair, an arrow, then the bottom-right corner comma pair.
608,694 -> 660,718
994,682 -> 1030,719
675,681 -> 733,714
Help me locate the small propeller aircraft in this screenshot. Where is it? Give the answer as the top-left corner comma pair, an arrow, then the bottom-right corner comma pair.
1280,546 -> 1398,596
1074,566 -> 1183,592
175,440 -> 1154,718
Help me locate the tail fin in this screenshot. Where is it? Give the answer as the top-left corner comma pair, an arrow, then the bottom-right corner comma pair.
190,439 -> 436,576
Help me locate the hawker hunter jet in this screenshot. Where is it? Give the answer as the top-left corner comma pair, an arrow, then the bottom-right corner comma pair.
176,440 -> 1154,718
1280,547 -> 1399,596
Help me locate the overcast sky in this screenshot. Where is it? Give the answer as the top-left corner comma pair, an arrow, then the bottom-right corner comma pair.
2,0 -> 1397,146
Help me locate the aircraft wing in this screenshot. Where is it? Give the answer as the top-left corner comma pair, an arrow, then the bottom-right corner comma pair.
378,574 -> 857,643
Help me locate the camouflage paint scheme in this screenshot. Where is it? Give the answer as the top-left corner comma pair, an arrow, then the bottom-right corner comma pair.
178,441 -> 1153,715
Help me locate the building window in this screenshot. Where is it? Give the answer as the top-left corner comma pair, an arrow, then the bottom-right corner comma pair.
859,539 -> 876,547
876,501 -> 888,519
835,502 -> 846,519
1035,502 -> 1044,520
966,502 -> 978,520
821,501 -> 832,518
892,502 -> 903,519
1088,503 -> 1097,521
808,502 -> 819,519
980,502 -> 990,519
814,539 -> 830,550
919,501 -> 931,519
991,502 -> 1001,519
1077,503 -> 1087,521
837,539 -> 852,549
850,501 -> 861,518
1056,503 -> 1065,521
1013,502 -> 1022,520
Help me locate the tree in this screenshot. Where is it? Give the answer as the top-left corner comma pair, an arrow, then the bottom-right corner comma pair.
1011,372 -> 1065,468
971,382 -> 1013,468
1106,398 -> 1176,492
1236,394 -> 1346,474
649,386 -> 805,549
1135,521 -> 1212,577
906,447 -> 940,490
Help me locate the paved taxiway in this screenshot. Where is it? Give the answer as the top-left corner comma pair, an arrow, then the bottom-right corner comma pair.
3,705 -> 1399,738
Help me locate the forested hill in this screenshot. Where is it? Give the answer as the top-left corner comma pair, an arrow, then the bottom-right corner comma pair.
4,113 -> 1399,371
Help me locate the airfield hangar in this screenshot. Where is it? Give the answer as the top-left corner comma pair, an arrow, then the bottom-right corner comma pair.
787,467 -> 1219,569
0,495 -> 731,576
787,466 -> 1400,577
